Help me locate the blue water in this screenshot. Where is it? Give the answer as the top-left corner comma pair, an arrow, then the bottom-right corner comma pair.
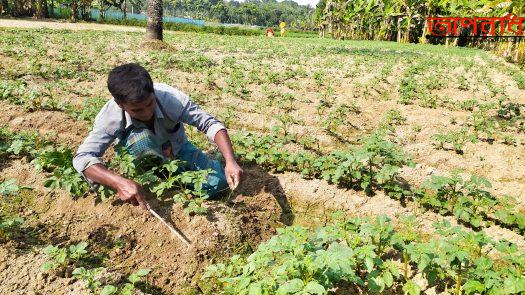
87,9 -> 205,26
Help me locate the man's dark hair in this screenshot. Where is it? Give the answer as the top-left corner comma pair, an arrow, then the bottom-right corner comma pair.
107,63 -> 154,104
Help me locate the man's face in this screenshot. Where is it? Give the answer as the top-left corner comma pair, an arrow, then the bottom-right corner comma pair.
119,92 -> 156,122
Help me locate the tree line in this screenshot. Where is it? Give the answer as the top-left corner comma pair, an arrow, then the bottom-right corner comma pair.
314,0 -> 525,62
0,0 -> 316,30
168,0 -> 315,30
0,0 -> 140,21
314,0 -> 524,41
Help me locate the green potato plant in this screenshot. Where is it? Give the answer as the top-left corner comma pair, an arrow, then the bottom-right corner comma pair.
72,266 -> 151,295
0,215 -> 24,241
203,215 -> 525,295
0,179 -> 19,196
431,129 -> 478,154
150,160 -> 211,215
233,128 -> 413,197
42,242 -> 89,272
73,267 -> 103,292
419,172 -> 524,232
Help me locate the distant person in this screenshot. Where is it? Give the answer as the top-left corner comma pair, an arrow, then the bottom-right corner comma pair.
73,63 -> 243,210
279,21 -> 286,37
266,28 -> 275,37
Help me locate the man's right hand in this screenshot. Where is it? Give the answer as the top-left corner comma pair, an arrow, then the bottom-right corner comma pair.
116,178 -> 150,210
83,164 -> 150,211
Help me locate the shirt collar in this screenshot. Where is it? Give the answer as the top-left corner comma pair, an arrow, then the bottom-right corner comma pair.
153,97 -> 164,119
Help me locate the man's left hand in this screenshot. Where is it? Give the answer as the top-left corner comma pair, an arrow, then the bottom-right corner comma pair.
225,160 -> 243,190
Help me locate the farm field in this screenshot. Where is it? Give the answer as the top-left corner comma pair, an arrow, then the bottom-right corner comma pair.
0,22 -> 524,294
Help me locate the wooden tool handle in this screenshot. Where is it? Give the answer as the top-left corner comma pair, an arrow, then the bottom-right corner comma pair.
149,208 -> 191,247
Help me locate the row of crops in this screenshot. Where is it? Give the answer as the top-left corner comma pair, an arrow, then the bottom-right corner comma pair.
202,215 -> 525,294
1,102 -> 524,293
1,85 -> 524,234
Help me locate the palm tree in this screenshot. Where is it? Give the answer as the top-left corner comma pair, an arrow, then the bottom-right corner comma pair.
70,0 -> 79,22
146,0 -> 163,41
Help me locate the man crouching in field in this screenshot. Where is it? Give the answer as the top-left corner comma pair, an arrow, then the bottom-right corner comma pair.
72,63 -> 243,210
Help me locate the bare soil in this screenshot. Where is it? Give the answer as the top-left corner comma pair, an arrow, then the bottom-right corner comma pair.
0,17 -> 145,32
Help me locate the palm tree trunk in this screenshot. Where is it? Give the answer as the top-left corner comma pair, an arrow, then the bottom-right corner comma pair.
515,41 -> 523,63
146,0 -> 163,41
100,2 -> 106,20
405,14 -> 411,42
397,17 -> 402,43
70,1 -> 78,22
420,17 -> 428,43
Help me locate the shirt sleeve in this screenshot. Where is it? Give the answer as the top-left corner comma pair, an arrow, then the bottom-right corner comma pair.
72,113 -> 116,183
169,88 -> 226,142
